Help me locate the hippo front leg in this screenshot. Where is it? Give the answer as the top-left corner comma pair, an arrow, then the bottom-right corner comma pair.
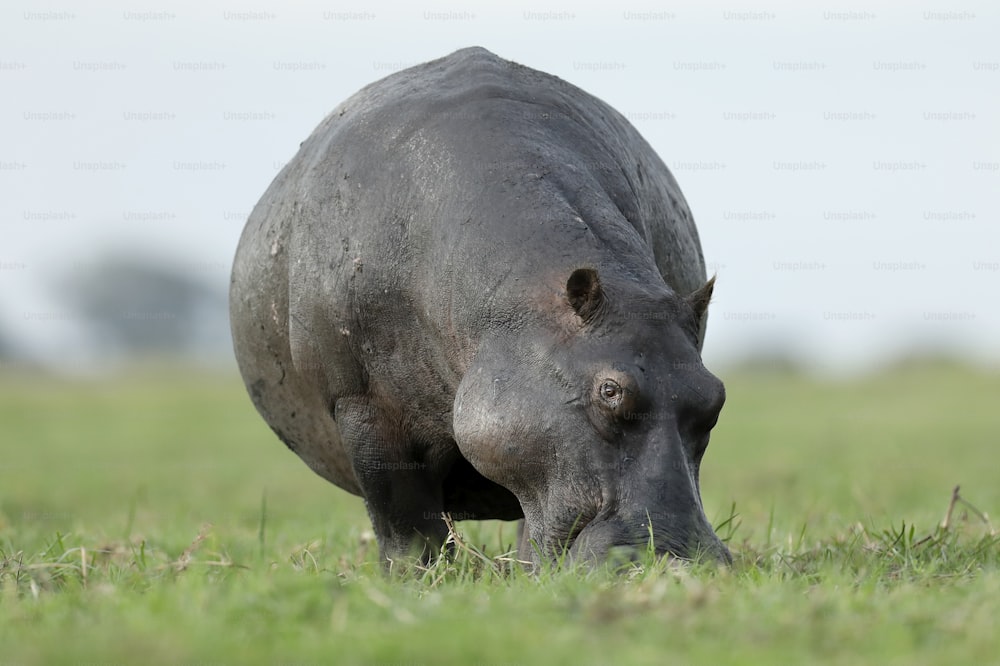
334,397 -> 449,564
516,520 -> 535,564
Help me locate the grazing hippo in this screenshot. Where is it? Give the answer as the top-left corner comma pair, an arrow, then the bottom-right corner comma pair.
230,46 -> 730,567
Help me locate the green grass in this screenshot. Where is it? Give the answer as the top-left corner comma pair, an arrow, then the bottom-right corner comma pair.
1,362 -> 998,665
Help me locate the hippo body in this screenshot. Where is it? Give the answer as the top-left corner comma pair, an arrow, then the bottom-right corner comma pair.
230,47 -> 729,565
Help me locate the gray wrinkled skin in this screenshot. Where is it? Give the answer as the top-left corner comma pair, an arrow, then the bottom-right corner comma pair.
230,47 -> 730,567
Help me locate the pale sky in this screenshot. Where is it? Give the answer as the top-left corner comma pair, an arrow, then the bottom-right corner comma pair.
2,0 -> 998,374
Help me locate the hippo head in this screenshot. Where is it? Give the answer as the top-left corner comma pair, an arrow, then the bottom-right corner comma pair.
453,267 -> 730,567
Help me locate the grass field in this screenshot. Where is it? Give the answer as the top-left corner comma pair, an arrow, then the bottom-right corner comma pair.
2,362 -> 998,665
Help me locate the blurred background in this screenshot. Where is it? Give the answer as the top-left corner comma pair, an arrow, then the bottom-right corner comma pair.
1,0 -> 997,377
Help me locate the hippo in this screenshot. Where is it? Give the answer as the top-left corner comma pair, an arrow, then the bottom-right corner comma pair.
230,47 -> 730,567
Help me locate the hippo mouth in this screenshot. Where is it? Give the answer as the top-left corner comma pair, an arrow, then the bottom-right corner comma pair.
558,513 -> 732,566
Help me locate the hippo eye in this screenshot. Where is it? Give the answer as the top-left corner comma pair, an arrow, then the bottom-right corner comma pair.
599,380 -> 623,406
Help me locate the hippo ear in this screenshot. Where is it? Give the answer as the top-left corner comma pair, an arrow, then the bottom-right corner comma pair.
686,275 -> 716,322
566,267 -> 605,321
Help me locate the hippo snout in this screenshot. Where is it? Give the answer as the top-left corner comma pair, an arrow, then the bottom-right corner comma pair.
567,514 -> 732,566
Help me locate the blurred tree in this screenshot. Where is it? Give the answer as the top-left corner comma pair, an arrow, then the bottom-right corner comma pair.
57,255 -> 229,359
0,316 -> 35,370
0,323 -> 13,359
